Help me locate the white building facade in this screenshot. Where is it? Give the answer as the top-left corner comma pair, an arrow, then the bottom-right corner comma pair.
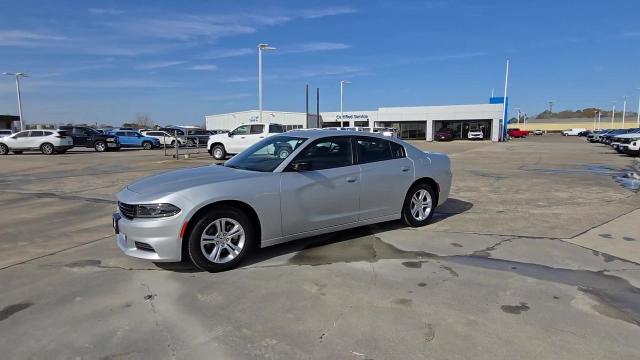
205,103 -> 503,141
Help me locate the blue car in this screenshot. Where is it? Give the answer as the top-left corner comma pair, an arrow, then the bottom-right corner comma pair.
110,130 -> 161,150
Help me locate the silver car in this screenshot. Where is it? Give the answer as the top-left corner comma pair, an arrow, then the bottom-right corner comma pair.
114,130 -> 452,272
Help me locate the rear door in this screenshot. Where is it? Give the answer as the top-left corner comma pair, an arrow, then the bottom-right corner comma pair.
355,137 -> 414,220
280,136 -> 360,236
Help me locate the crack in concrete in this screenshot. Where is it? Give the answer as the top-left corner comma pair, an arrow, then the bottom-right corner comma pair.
141,282 -> 177,360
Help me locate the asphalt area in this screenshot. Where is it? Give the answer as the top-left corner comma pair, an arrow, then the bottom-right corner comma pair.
0,135 -> 639,359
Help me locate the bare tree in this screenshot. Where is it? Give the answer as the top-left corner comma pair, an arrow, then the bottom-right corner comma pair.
133,113 -> 154,129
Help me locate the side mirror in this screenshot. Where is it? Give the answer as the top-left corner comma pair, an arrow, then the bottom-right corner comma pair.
291,161 -> 312,172
228,132 -> 233,137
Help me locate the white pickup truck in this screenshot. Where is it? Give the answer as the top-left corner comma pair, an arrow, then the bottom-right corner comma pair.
207,123 -> 285,160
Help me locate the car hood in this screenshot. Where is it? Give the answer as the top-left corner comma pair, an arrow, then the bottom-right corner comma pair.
126,164 -> 261,196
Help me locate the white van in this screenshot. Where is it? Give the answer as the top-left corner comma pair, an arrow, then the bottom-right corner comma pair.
562,128 -> 587,136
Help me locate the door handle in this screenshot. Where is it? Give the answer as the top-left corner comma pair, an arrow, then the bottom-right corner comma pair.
346,177 -> 357,183
401,166 -> 410,172
259,136 -> 265,138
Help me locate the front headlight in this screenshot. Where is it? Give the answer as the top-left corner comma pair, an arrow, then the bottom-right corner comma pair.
136,203 -> 181,218
106,138 -> 115,142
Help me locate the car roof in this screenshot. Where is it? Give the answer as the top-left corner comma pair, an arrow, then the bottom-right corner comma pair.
614,133 -> 640,138
285,129 -> 395,141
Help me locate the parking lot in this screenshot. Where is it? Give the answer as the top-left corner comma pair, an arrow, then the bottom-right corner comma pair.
1,135 -> 639,359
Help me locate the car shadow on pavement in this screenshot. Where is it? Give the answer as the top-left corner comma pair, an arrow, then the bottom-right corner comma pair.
153,198 -> 473,273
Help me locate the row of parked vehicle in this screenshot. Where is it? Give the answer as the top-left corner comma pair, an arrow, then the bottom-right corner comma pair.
585,128 -> 640,156
0,125 -> 226,155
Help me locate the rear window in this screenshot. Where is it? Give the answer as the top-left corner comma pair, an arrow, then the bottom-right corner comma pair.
250,125 -> 265,134
269,124 -> 284,133
43,131 -> 53,136
390,142 -> 406,158
356,137 -> 393,163
29,131 -> 44,137
57,130 -> 69,137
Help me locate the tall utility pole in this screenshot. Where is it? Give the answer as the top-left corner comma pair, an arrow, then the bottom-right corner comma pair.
611,102 -> 616,128
622,96 -> 627,129
305,84 -> 309,128
593,110 -> 597,130
258,43 -> 276,122
637,88 -> 640,128
316,88 -> 320,128
340,80 -> 351,126
548,100 -> 555,115
598,111 -> 602,130
502,59 -> 510,141
2,72 -> 28,131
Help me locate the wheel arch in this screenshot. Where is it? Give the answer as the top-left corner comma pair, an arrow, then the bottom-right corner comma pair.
180,199 -> 262,261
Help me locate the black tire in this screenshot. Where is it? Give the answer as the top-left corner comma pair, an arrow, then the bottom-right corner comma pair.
0,144 -> 9,155
170,140 -> 176,147
12,150 -> 23,155
187,139 -> 195,147
142,141 -> 153,150
277,146 -> 291,159
40,143 -> 55,155
211,144 -> 226,160
187,207 -> 255,272
401,182 -> 437,227
94,141 -> 107,152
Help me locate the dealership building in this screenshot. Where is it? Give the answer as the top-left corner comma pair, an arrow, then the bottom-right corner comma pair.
205,102 -> 504,141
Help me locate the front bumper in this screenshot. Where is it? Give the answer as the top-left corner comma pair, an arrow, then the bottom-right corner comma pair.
113,211 -> 185,262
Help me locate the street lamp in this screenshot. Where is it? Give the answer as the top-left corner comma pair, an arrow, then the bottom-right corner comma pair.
514,107 -> 521,126
610,101 -> 616,128
340,80 -> 351,125
2,72 -> 28,131
622,96 -> 627,129
258,43 -> 276,122
636,88 -> 640,128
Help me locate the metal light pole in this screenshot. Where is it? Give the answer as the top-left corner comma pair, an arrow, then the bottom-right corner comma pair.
637,88 -> 640,128
622,96 -> 627,128
611,102 -> 616,128
340,80 -> 351,125
514,107 -> 521,126
598,111 -> 601,130
258,43 -> 276,122
2,72 -> 28,131
501,59 -> 510,141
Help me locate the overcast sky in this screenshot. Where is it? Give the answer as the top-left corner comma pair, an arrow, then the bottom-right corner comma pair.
1,0 -> 639,126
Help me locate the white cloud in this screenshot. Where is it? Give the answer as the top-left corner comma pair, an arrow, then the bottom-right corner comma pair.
189,64 -> 218,71
223,65 -> 364,82
137,61 -> 184,70
202,48 -> 253,59
111,16 -> 255,41
14,79 -> 179,89
203,93 -> 251,101
282,42 -> 351,53
88,8 -> 124,15
0,30 -> 68,47
301,6 -> 357,19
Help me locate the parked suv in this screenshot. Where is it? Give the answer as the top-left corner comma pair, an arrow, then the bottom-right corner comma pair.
207,123 -> 285,160
141,130 -> 186,147
110,130 -> 161,150
0,130 -> 74,155
59,126 -> 120,152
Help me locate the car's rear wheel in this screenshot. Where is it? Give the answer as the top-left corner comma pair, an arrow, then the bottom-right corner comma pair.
188,207 -> 255,272
170,140 -> 176,147
40,143 -> 55,155
212,144 -> 226,160
94,141 -> 106,152
0,144 -> 10,155
402,183 -> 436,227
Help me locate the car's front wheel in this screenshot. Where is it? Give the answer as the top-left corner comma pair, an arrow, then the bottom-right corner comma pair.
188,207 -> 255,272
0,144 -> 9,155
211,144 -> 226,160
402,183 -> 436,227
94,141 -> 106,152
142,141 -> 153,150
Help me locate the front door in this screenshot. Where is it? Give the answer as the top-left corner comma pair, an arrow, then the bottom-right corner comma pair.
280,136 -> 360,236
226,125 -> 250,153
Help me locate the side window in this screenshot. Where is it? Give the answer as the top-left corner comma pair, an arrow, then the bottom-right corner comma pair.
390,142 -> 406,159
43,131 -> 53,136
250,125 -> 265,134
356,137 -> 393,164
232,125 -> 249,135
15,131 -> 30,138
29,131 -> 44,137
116,132 -> 125,136
293,136 -> 352,171
72,128 -> 85,136
269,124 -> 284,133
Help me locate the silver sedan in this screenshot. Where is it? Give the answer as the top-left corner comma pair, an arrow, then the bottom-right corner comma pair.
114,130 -> 452,272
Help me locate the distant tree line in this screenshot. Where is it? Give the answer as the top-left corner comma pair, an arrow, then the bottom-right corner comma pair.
535,107 -> 638,119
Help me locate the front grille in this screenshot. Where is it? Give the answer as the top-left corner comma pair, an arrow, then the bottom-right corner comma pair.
134,241 -> 155,252
118,202 -> 136,220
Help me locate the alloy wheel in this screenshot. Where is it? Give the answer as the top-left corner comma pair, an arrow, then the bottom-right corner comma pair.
200,218 -> 245,264
410,189 -> 433,221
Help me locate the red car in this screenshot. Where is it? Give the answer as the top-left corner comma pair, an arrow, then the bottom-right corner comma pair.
507,128 -> 529,138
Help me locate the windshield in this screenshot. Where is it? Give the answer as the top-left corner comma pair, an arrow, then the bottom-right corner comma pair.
224,135 -> 307,172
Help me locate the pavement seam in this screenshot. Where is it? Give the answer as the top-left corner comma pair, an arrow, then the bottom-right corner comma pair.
568,207 -> 640,239
0,234 -> 113,271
